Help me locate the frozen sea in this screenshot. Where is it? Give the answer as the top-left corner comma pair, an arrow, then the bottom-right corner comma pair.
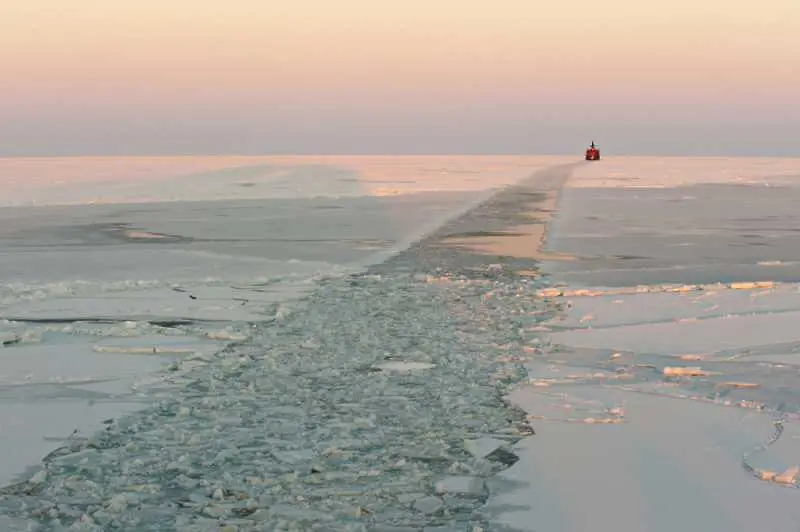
6,155 -> 800,531
0,155 -> 570,530
484,157 -> 800,532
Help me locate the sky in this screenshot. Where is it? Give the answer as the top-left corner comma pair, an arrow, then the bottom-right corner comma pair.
1,0 -> 799,156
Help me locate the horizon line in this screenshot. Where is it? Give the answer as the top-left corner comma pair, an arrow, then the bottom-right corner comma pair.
1,152 -> 799,160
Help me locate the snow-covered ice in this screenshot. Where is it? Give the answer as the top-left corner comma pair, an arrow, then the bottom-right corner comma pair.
484,157 -> 800,531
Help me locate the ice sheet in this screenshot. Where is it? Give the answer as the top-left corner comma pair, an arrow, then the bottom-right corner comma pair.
487,385 -> 800,532
486,158 -> 800,531
1,285 -> 299,323
567,156 -> 800,189
551,284 -> 800,329
0,155 -> 570,207
0,335 -> 195,483
551,310 -> 800,355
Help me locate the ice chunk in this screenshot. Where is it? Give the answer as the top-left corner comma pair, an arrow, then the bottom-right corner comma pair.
662,366 -> 711,377
434,476 -> 485,497
0,516 -> 40,531
269,504 -> 331,521
413,496 -> 443,514
93,335 -> 219,355
0,332 -> 21,346
463,437 -> 507,459
372,361 -> 436,372
204,330 -> 248,342
774,466 -> 799,485
272,450 -> 314,465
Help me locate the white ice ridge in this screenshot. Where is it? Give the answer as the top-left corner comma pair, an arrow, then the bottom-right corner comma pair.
537,280 -> 780,298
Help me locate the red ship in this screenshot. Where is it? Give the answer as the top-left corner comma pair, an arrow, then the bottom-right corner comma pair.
585,141 -> 600,161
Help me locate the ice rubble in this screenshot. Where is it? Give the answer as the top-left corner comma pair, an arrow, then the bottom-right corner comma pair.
0,266 -> 550,530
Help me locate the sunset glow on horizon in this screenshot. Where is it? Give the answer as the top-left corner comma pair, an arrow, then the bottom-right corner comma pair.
2,0 -> 799,156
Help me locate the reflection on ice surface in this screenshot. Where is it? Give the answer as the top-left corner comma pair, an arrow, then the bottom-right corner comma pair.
0,155 -> 559,207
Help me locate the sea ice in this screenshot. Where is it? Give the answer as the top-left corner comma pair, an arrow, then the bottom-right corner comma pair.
463,437 -> 507,460
434,477 -> 485,497
372,361 -> 437,372
92,335 -> 221,355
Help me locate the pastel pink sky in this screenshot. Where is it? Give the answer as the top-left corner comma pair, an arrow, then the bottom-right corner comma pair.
2,0 -> 798,155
